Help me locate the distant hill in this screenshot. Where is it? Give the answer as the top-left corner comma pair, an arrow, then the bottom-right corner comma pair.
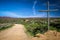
0,16 -> 60,23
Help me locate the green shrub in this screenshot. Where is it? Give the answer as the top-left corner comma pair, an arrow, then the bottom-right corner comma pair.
24,20 -> 48,36
0,23 -> 13,31
50,22 -> 60,32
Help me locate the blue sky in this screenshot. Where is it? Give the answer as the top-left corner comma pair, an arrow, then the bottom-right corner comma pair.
0,0 -> 60,18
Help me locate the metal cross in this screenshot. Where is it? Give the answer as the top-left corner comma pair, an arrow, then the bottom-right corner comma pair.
39,1 -> 58,30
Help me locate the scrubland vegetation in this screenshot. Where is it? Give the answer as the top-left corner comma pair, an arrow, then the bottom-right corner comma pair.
0,17 -> 60,36
23,19 -> 60,36
0,23 -> 13,31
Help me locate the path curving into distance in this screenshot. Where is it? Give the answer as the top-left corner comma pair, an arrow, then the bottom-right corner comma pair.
0,24 -> 30,40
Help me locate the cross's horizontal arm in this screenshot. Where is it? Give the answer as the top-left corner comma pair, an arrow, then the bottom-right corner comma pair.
39,9 -> 58,12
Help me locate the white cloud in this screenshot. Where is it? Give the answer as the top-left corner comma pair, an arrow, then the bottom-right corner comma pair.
0,11 -> 48,18
21,12 -> 47,18
0,11 -> 22,18
32,0 -> 37,15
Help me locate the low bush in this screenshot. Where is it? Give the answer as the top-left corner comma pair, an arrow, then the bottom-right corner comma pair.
50,22 -> 60,32
24,20 -> 48,36
0,23 -> 13,31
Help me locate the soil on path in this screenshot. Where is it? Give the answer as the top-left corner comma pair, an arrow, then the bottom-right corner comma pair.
0,24 -> 30,40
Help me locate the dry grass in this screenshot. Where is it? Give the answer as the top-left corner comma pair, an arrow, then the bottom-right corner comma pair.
31,30 -> 60,40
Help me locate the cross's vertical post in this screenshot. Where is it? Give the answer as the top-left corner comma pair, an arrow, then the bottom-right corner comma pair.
47,1 -> 49,30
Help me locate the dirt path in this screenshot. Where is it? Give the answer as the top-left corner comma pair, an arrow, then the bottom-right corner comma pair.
0,24 -> 30,40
